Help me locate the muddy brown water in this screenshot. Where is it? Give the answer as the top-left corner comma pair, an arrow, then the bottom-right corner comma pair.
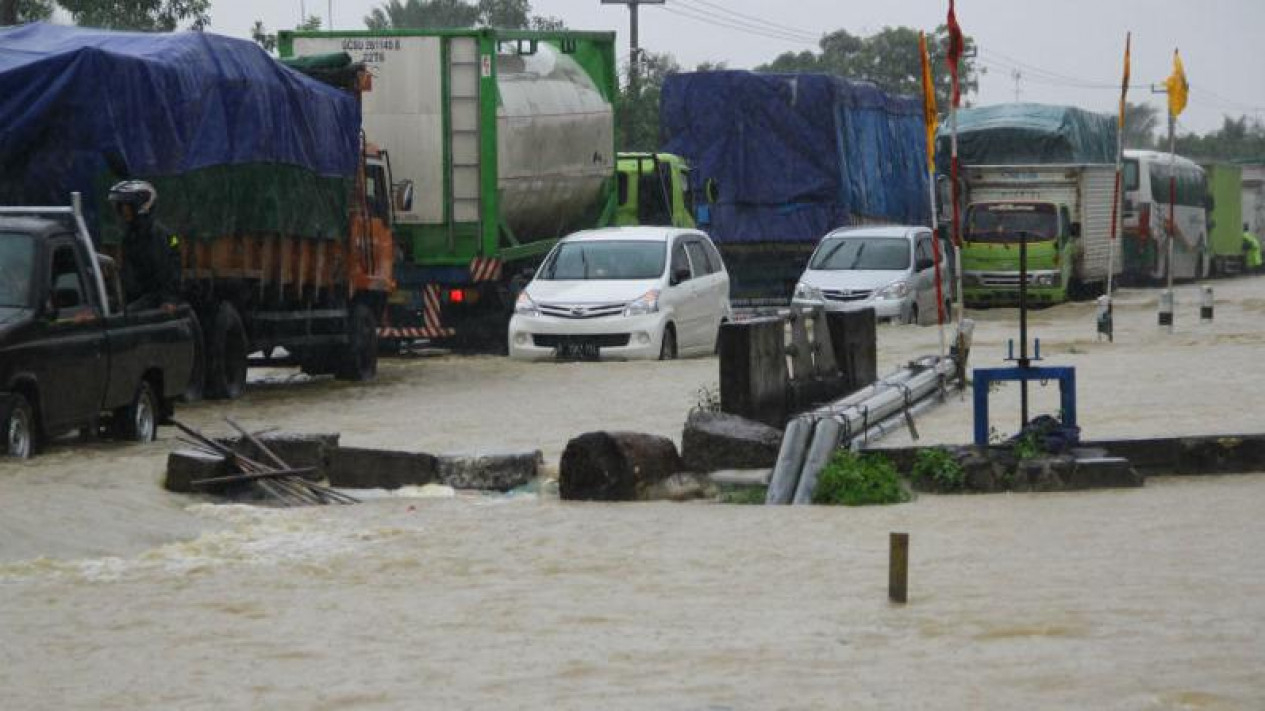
2,277 -> 1265,708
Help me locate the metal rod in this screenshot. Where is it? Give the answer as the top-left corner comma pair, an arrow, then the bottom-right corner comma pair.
1019,230 -> 1030,428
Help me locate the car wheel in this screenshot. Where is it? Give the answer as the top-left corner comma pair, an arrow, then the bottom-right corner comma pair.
4,394 -> 35,459
206,301 -> 248,400
113,380 -> 158,443
336,302 -> 379,381
659,324 -> 678,361
907,304 -> 919,326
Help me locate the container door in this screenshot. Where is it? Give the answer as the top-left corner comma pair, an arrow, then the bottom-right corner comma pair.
448,37 -> 482,239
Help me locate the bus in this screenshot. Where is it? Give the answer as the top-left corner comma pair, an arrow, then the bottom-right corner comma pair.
1121,149 -> 1209,282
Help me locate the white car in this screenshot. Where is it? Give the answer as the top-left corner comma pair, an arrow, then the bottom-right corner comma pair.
791,225 -> 953,325
509,227 -> 732,361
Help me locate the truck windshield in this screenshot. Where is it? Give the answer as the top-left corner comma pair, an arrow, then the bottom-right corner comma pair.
538,240 -> 667,280
810,237 -> 910,271
966,203 -> 1058,243
0,233 -> 35,308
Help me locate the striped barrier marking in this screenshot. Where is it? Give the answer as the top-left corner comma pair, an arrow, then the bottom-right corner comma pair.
469,256 -> 503,283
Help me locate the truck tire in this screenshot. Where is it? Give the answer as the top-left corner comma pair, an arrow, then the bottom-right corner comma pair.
3,394 -> 36,459
335,302 -> 378,381
112,380 -> 158,443
206,301 -> 248,400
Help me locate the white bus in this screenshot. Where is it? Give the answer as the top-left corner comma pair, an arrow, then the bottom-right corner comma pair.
1121,149 -> 1209,281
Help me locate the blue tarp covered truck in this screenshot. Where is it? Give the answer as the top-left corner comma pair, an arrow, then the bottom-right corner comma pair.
661,70 -> 931,305
0,23 -> 398,398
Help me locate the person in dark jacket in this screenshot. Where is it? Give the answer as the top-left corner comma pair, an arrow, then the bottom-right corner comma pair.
107,180 -> 183,310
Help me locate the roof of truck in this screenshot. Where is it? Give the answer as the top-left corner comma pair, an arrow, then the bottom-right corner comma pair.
0,216 -> 71,238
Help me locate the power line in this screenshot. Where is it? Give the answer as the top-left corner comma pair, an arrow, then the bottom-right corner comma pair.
653,3 -> 819,45
675,0 -> 821,41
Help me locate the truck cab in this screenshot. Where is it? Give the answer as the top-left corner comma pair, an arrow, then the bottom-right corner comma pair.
960,200 -> 1076,305
1,202 -> 196,458
615,153 -> 696,229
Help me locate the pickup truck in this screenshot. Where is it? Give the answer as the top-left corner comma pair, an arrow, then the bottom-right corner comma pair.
0,198 -> 197,458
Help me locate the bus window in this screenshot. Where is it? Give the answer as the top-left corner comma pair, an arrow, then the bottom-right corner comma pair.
1123,159 -> 1139,192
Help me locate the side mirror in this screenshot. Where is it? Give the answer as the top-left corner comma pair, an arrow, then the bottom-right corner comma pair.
671,266 -> 691,285
1069,222 -> 1082,238
393,180 -> 414,213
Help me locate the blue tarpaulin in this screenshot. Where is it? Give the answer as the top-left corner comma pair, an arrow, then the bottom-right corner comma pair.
0,22 -> 361,241
660,71 -> 930,245
935,103 -> 1117,171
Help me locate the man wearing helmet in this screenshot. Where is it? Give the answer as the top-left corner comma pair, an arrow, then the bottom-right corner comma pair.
107,180 -> 183,311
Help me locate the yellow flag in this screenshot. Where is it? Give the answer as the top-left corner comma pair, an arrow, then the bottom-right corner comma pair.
919,31 -> 938,173
1118,32 -> 1131,130
1166,49 -> 1188,118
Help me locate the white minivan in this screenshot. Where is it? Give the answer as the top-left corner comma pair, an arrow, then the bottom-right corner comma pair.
509,227 -> 732,361
791,226 -> 953,325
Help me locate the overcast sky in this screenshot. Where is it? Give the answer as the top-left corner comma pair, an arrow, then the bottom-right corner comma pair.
200,0 -> 1264,134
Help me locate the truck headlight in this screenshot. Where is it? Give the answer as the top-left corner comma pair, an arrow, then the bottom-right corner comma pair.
794,282 -> 823,302
623,289 -> 660,316
1033,273 -> 1059,287
874,280 -> 910,300
514,292 -> 539,316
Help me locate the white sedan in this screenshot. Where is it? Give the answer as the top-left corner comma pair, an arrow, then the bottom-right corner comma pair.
509,227 -> 732,361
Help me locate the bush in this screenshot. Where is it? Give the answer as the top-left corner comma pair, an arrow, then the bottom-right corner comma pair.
813,450 -> 909,506
911,447 -> 966,492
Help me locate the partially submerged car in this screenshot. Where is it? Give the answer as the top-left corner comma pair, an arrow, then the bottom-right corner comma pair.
509,227 -> 732,361
791,225 -> 953,325
1,199 -> 196,458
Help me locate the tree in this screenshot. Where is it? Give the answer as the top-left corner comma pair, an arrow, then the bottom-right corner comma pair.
57,0 -> 210,31
618,51 -> 680,152
529,15 -> 564,31
1123,101 -> 1160,149
757,25 -> 981,107
252,15 -> 321,55
2,0 -> 53,24
477,0 -> 528,28
1174,115 -> 1265,161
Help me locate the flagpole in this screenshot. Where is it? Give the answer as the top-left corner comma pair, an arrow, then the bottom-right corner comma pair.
919,31 -> 946,362
1106,32 -> 1130,344
930,165 -> 946,361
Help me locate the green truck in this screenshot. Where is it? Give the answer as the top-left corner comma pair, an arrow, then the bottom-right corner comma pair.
279,28 -> 691,346
1202,162 -> 1245,275
957,164 -> 1120,305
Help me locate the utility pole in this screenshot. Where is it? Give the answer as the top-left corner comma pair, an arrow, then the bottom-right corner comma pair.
1011,69 -> 1022,102
602,0 -> 664,149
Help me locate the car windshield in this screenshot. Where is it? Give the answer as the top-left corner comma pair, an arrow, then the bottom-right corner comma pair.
967,203 -> 1058,243
809,237 -> 910,271
538,240 -> 667,280
0,232 -> 35,308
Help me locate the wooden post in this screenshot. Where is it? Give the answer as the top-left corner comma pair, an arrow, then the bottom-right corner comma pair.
889,532 -> 909,604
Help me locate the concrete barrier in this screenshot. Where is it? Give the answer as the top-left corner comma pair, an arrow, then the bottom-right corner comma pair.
559,431 -> 683,501
164,449 -> 231,493
681,411 -> 783,473
326,448 -> 438,490
437,452 -> 540,492
718,318 -> 787,427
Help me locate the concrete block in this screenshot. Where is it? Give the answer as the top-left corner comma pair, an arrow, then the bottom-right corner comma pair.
327,447 -> 437,490
560,432 -> 681,501
825,309 -> 877,391
707,469 -> 772,489
718,318 -> 788,428
681,411 -> 783,473
1067,457 -> 1144,489
165,449 -> 230,494
222,432 -> 340,480
438,451 -> 540,492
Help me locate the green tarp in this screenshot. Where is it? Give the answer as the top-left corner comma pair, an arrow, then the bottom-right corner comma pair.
936,103 -> 1117,169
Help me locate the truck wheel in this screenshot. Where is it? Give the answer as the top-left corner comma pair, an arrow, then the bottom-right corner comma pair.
336,302 -> 378,381
113,381 -> 158,443
206,302 -> 248,400
3,394 -> 35,459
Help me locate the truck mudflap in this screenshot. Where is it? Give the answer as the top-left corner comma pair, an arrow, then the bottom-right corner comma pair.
379,284 -> 455,340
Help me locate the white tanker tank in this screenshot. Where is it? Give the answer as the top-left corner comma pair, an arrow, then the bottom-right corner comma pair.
282,29 -> 616,253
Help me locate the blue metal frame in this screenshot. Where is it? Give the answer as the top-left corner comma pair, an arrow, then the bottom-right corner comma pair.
973,366 -> 1077,446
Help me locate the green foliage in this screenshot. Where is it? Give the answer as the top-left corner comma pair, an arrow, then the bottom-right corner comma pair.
3,0 -> 53,23
756,25 -> 981,107
812,450 -> 909,506
58,0 -> 210,31
252,15 -> 321,56
720,487 -> 767,505
364,0 -> 557,31
1175,115 -> 1265,162
1123,101 -> 1161,149
1012,431 -> 1042,461
618,50 -> 680,152
911,447 -> 965,491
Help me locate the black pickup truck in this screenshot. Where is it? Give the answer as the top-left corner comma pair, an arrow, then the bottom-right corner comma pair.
1,208 -> 197,458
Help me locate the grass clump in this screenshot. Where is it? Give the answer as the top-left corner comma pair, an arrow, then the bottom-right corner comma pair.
812,450 -> 909,506
719,486 -> 767,505
911,447 -> 966,492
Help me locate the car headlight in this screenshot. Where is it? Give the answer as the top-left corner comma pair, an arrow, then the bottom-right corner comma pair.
514,292 -> 539,316
793,282 -> 823,301
623,289 -> 660,317
874,280 -> 910,300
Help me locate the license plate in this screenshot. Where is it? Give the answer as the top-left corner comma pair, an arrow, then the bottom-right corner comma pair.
556,341 -> 600,361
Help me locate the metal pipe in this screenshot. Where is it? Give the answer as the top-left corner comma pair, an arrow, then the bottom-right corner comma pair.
792,418 -> 842,505
1019,229 -> 1029,428
765,418 -> 812,505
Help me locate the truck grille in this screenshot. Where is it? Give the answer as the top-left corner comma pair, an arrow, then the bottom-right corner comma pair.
822,288 -> 872,302
532,333 -> 631,348
538,302 -> 626,319
978,273 -> 1039,288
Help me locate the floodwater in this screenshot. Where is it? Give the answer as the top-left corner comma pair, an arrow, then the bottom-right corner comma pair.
2,276 -> 1265,708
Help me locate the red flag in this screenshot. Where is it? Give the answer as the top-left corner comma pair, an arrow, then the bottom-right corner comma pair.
946,0 -> 964,107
